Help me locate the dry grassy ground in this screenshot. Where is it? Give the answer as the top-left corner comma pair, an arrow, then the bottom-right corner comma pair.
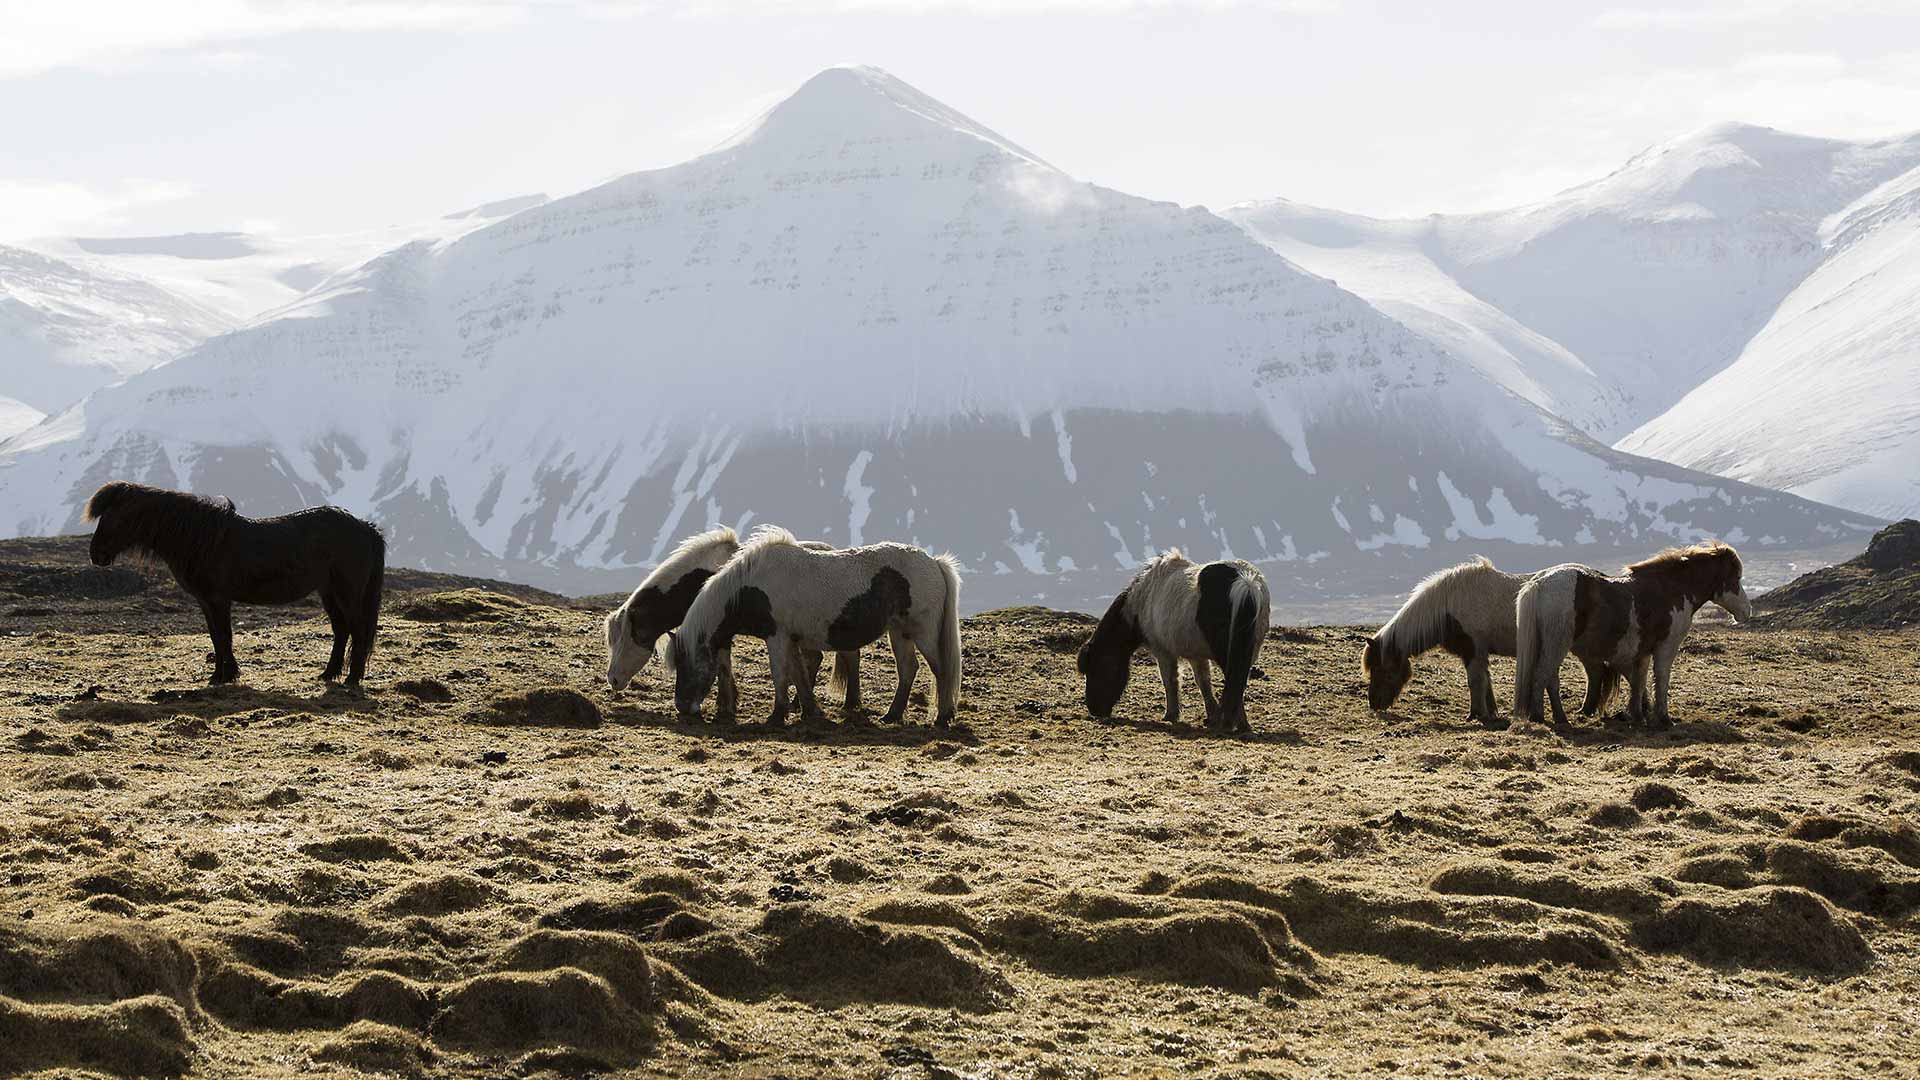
3,561 -> 1919,1078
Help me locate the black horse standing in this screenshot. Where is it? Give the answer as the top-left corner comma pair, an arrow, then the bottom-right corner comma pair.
85,482 -> 386,686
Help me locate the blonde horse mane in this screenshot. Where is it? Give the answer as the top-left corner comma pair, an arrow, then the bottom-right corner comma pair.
1372,556 -> 1500,661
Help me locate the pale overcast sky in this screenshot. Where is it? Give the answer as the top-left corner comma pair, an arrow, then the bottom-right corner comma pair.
4,0 -> 1919,241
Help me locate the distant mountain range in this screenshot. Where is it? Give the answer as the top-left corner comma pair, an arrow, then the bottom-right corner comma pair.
0,68 -> 1896,609
1229,121 -> 1920,519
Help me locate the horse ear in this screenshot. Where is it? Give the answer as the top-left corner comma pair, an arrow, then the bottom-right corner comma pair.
1362,636 -> 1380,675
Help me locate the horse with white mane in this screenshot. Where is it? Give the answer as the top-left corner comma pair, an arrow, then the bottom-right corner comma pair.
1515,542 -> 1752,728
1363,557 -> 1616,726
667,528 -> 962,727
604,527 -> 858,718
1077,551 -> 1270,733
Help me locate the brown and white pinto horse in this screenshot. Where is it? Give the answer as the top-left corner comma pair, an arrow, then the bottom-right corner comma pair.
1515,542 -> 1752,728
1364,557 -> 1616,726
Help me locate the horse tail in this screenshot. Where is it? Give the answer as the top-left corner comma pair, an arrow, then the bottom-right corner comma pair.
828,649 -> 859,698
1514,575 -> 1544,721
1221,570 -> 1268,717
358,524 -> 386,655
933,553 -> 963,722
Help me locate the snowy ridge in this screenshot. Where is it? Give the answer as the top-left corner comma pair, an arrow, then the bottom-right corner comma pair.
1230,124 -> 1920,446
0,71 -> 1880,607
0,396 -> 44,443
0,243 -> 233,415
1620,160 -> 1920,520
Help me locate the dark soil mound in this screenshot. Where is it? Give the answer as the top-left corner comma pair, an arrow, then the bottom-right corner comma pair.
1758,520 -> 1920,629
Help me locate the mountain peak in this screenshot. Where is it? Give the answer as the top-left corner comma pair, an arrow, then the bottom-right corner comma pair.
721,65 -> 1055,171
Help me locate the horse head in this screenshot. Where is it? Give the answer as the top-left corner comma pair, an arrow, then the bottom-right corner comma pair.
604,605 -> 661,690
668,631 -> 718,718
1362,635 -> 1413,711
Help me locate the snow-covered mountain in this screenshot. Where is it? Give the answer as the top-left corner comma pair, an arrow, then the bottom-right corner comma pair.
0,396 -> 44,442
0,243 -> 233,415
0,68 -> 1878,608
26,196 -> 550,326
1619,162 -> 1920,520
1228,124 -> 1920,444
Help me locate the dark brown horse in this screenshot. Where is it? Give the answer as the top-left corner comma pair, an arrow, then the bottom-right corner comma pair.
85,482 -> 385,686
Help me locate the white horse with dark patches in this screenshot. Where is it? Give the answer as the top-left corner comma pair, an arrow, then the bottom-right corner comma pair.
1363,557 -> 1614,726
1515,542 -> 1752,729
604,526 -> 858,718
1076,551 -> 1270,733
667,528 -> 963,727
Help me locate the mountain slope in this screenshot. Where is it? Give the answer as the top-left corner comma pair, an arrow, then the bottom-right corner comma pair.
1230,124 -> 1920,443
0,395 -> 44,442
1224,199 -> 1624,436
0,244 -> 233,414
27,197 -> 551,326
0,68 -> 1878,607
1619,164 -> 1920,519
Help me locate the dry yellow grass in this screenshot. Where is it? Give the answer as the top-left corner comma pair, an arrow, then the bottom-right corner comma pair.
3,575 -> 1919,1078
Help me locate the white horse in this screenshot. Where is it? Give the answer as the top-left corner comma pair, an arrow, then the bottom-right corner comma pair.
1363,557 -> 1614,726
1076,551 -> 1270,733
667,528 -> 962,727
1515,542 -> 1752,728
604,526 -> 858,718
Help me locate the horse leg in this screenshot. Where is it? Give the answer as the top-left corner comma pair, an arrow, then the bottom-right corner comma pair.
1545,663 -> 1569,729
714,647 -> 738,722
1650,647 -> 1678,728
794,640 -> 830,724
201,599 -> 239,684
1577,658 -> 1608,717
320,591 -> 349,681
344,586 -> 379,688
912,635 -> 955,729
1627,656 -> 1652,723
1155,653 -> 1182,726
1191,659 -> 1221,730
1466,653 -> 1492,724
834,650 -> 862,714
763,641 -> 792,726
881,628 -> 916,725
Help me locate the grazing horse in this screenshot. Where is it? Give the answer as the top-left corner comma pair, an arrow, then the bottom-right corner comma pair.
1364,557 -> 1616,725
604,526 -> 858,717
667,528 -> 962,727
84,481 -> 385,686
1077,551 -> 1270,733
1515,542 -> 1752,728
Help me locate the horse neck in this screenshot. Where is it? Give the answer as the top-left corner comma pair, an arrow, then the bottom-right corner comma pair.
1085,587 -> 1145,661
1379,572 -> 1481,658
123,500 -> 230,570
639,537 -> 735,600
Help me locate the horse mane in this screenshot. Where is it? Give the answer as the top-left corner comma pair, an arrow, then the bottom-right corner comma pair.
85,482 -> 238,569
663,524 -> 738,566
666,525 -> 801,668
1626,541 -> 1741,578
730,525 -> 800,574
634,525 -> 739,597
1373,556 -> 1500,660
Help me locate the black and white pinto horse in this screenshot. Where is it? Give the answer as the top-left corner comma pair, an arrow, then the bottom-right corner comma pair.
668,528 -> 962,727
85,481 -> 385,686
1077,551 -> 1270,733
1515,542 -> 1752,728
1364,557 -> 1615,726
604,526 -> 858,717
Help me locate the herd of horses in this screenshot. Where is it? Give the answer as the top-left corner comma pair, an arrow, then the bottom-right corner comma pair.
80,481 -> 1753,731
